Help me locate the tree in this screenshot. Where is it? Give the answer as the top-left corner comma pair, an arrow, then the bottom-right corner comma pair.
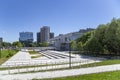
75,18 -> 120,56
94,24 -> 108,46
29,42 -> 37,47
71,41 -> 77,51
38,43 -> 43,47
76,31 -> 94,44
38,42 -> 49,47
104,19 -> 120,55
0,41 -> 2,58
84,37 -> 103,55
2,42 -> 11,48
77,41 -> 83,53
12,41 -> 23,48
42,42 -> 49,47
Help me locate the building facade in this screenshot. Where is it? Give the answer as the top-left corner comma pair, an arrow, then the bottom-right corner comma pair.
37,32 -> 41,44
50,32 -> 54,39
19,32 -> 33,46
0,37 -> 3,48
48,32 -> 83,50
48,28 -> 94,50
40,26 -> 50,42
37,26 -> 54,44
0,37 -> 3,43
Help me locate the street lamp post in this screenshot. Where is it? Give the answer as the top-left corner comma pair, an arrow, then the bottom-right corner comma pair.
69,42 -> 71,68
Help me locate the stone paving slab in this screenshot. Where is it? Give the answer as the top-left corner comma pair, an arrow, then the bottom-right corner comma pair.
1,51 -> 31,67
0,64 -> 120,80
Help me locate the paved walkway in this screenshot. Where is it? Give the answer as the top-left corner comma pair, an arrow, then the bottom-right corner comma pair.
0,60 -> 99,75
0,50 -> 108,80
1,50 -> 103,68
0,64 -> 120,80
1,51 -> 31,67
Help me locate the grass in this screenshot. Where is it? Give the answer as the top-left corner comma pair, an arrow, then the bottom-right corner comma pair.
29,51 -> 40,54
31,55 -> 43,58
0,58 -> 8,65
1,59 -> 120,71
29,51 -> 43,58
4,59 -> 120,74
77,59 -> 120,68
33,70 -> 120,80
0,49 -> 18,65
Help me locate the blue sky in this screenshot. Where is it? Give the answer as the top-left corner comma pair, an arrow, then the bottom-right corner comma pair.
0,0 -> 120,42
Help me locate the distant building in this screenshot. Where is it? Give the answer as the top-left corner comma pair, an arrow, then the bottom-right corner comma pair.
40,26 -> 50,42
48,32 -> 83,50
19,32 -> 33,46
79,28 -> 95,33
48,28 -> 94,50
0,37 -> 3,43
0,37 -> 3,48
50,32 -> 54,39
37,26 -> 54,44
37,32 -> 41,44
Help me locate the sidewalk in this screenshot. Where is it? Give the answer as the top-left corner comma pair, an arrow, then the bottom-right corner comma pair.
0,64 -> 120,80
0,60 -> 99,75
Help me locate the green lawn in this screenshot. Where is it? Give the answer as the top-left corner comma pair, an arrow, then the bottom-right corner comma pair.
3,59 -> 120,74
33,70 -> 120,80
29,51 -> 43,58
77,60 -> 120,68
0,49 -> 18,65
29,51 -> 39,54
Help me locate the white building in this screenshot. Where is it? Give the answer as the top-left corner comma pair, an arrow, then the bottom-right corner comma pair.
48,32 -> 83,50
48,28 -> 94,50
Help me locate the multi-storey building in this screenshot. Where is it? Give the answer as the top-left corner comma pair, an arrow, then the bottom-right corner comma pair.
37,32 -> 41,44
0,37 -> 3,43
48,28 -> 94,50
37,26 -> 54,44
19,32 -> 33,46
50,32 -> 54,39
40,26 -> 50,42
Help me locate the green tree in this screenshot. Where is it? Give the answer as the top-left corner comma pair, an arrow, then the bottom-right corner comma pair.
42,42 -> 49,47
71,41 -> 77,51
38,42 -> 49,47
29,42 -> 37,47
94,24 -> 108,46
2,42 -> 11,47
104,18 -> 120,55
0,41 -> 2,58
76,31 -> 94,44
84,37 -> 103,55
38,43 -> 43,47
12,41 -> 23,48
77,41 -> 83,53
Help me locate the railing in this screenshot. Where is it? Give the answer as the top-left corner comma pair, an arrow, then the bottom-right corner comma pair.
0,58 -> 104,74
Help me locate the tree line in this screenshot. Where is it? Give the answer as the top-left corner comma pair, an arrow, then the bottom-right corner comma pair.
71,18 -> 120,56
0,41 -> 50,49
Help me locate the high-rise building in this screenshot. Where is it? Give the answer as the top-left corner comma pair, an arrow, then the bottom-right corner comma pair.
50,32 -> 54,39
0,37 -> 2,48
40,26 -> 50,42
37,32 -> 41,44
19,32 -> 33,42
19,32 -> 33,46
0,37 -> 3,43
37,26 -> 54,44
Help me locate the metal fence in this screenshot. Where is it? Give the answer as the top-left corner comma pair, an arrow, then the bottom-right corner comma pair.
0,58 -> 104,74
